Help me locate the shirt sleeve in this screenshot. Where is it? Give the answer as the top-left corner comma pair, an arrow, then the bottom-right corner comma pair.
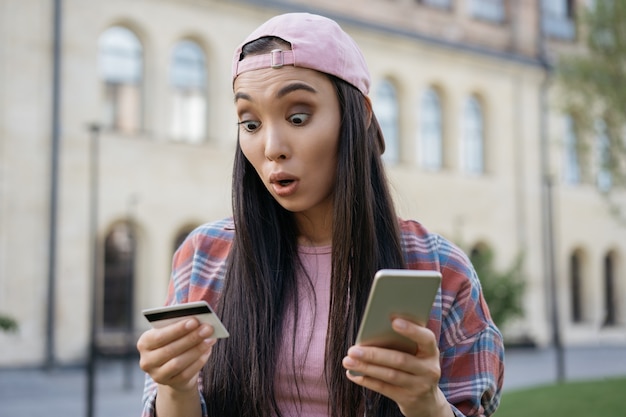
434,236 -> 505,417
140,373 -> 209,417
440,323 -> 504,416
139,222 -> 231,417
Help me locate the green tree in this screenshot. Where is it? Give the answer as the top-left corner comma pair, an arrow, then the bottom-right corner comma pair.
0,314 -> 18,333
470,248 -> 525,331
556,0 -> 626,215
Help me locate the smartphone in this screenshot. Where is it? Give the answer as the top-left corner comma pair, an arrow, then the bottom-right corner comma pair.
354,269 -> 441,355
142,300 -> 229,339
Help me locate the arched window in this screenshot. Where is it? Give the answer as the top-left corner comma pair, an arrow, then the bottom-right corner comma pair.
418,87 -> 443,170
373,79 -> 400,164
102,221 -> 136,331
461,96 -> 484,174
595,119 -> 612,191
563,115 -> 581,184
569,250 -> 583,323
170,40 -> 207,143
603,251 -> 617,326
469,243 -> 488,261
98,26 -> 143,134
172,225 -> 198,255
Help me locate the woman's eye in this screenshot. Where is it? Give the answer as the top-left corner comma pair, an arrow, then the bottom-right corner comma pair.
288,113 -> 309,126
239,120 -> 261,132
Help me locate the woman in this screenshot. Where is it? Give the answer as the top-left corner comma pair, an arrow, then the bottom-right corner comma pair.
137,12 -> 504,417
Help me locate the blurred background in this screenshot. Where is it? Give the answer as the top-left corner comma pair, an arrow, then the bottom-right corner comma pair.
0,0 -> 625,415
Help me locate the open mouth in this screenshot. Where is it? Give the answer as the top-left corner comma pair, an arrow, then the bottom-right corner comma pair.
269,173 -> 299,197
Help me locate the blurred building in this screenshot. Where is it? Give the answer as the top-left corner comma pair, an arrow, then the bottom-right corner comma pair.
0,0 -> 624,366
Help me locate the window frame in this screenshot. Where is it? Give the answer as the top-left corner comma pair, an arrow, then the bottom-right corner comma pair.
373,78 -> 401,165
169,39 -> 208,143
418,87 -> 443,171
98,26 -> 144,134
461,95 -> 485,175
469,0 -> 506,23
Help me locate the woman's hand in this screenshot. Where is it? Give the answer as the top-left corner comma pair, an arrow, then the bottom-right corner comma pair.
342,318 -> 454,417
137,318 -> 216,393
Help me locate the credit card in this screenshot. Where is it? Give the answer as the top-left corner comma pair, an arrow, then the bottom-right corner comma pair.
142,301 -> 229,338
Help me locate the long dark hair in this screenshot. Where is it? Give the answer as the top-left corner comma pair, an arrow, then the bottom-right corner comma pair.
203,37 -> 405,417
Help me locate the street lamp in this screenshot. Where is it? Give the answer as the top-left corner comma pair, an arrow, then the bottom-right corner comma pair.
86,122 -> 101,417
538,2 -> 565,385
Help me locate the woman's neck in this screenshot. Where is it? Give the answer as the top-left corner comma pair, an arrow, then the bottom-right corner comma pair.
295,211 -> 333,247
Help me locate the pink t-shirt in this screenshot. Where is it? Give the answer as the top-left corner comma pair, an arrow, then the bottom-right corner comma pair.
275,244 -> 332,416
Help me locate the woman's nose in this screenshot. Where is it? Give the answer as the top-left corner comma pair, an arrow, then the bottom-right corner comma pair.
264,125 -> 290,161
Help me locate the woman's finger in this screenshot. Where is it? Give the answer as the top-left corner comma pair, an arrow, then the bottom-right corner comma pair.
138,319 -> 215,370
151,339 -> 216,387
391,319 -> 439,359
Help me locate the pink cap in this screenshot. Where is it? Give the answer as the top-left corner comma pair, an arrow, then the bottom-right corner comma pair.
232,13 -> 371,96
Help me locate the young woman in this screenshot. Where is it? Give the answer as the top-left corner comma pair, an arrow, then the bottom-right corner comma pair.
137,13 -> 504,417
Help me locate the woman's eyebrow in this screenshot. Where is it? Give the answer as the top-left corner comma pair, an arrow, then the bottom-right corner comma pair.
234,92 -> 252,103
234,82 -> 316,103
276,82 -> 317,98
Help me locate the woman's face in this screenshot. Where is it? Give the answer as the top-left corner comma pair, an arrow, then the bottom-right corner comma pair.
234,65 -> 341,223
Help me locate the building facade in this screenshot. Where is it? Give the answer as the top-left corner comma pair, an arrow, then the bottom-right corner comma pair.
0,0 -> 624,366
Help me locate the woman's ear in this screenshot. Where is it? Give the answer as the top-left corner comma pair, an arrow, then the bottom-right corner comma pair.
363,95 -> 373,128
363,95 -> 386,155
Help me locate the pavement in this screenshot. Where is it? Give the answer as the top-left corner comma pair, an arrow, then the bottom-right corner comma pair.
1,345 -> 626,417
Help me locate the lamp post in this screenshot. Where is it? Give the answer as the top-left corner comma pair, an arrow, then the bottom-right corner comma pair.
124,193 -> 138,390
45,0 -> 63,370
537,53 -> 565,386
86,122 -> 101,417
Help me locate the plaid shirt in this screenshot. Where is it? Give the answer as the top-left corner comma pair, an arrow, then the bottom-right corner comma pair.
141,217 -> 504,417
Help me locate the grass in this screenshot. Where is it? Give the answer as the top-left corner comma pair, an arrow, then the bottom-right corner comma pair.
496,377 -> 626,417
